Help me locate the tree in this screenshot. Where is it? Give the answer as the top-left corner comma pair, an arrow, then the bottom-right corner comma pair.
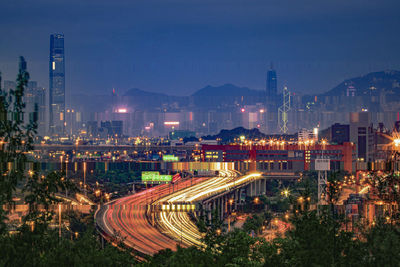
0,58 -> 136,266
361,220 -> 400,266
275,210 -> 358,266
0,57 -> 35,233
242,214 -> 264,234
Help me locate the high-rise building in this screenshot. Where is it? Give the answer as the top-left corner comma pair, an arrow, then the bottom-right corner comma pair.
4,58 -> 46,136
49,33 -> 65,135
266,65 -> 277,100
350,111 -> 374,162
266,64 -> 278,133
25,81 -> 47,135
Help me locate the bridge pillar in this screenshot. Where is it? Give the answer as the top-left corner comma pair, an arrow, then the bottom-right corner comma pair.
220,197 -> 223,220
246,183 -> 252,197
256,180 -> 259,195
224,196 -> 227,218
261,179 -> 266,195
235,190 -> 239,210
207,202 -> 212,222
100,234 -> 105,249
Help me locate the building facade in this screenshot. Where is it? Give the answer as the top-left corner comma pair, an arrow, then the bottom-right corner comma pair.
49,33 -> 65,135
201,143 -> 355,173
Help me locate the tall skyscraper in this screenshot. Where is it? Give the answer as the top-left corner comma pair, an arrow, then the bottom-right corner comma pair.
49,33 -> 65,135
266,64 -> 278,133
266,64 -> 277,100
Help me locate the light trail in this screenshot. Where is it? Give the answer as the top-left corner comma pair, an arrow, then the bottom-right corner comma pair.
154,171 -> 262,247
186,173 -> 261,202
95,178 -> 206,255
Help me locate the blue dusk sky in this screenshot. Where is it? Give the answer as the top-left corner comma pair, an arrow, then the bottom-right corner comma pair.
0,0 -> 399,96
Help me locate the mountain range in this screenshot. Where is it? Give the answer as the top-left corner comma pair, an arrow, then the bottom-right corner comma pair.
71,70 -> 400,112
323,70 -> 400,97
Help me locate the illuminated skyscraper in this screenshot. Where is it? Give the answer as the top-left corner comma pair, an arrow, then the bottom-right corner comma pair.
49,33 -> 65,135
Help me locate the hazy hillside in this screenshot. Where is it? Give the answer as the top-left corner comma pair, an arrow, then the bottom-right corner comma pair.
323,70 -> 400,97
191,83 -> 264,108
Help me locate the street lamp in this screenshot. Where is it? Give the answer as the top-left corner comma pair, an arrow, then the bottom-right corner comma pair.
281,188 -> 290,198
228,198 -> 234,232
298,196 -> 304,211
254,197 -> 259,204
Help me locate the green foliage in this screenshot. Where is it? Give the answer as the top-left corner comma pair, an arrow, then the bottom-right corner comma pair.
0,59 -> 136,266
268,197 -> 290,213
146,209 -> 400,267
355,219 -> 400,266
326,171 -> 345,206
242,213 -> 264,234
0,58 -> 35,234
91,170 -> 140,184
144,246 -> 212,267
275,211 -> 356,266
0,226 -> 136,267
296,171 -> 318,201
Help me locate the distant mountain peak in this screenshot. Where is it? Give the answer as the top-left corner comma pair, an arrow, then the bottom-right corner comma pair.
323,70 -> 400,97
191,83 -> 260,97
123,88 -> 169,97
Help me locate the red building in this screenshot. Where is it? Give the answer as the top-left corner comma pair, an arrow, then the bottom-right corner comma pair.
201,142 -> 355,173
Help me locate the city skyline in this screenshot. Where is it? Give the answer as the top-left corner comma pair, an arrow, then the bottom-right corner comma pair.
1,0 -> 400,96
2,1 -> 400,266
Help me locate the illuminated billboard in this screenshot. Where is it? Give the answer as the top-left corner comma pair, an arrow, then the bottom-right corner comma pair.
141,171 -> 172,183
163,155 -> 179,162
164,121 -> 179,126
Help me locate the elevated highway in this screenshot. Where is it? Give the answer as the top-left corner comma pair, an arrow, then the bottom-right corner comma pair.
95,177 -> 205,255
96,171 -> 299,254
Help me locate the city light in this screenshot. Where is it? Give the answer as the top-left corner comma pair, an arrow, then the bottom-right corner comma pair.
117,108 -> 127,113
394,139 -> 400,147
164,121 -> 180,125
4,2 -> 400,262
281,189 -> 290,197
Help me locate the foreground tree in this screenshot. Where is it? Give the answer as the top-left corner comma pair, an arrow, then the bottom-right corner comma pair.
0,58 -> 136,266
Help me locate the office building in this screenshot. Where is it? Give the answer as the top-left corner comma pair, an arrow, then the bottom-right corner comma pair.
266,65 -> 278,133
350,112 -> 374,162
266,64 -> 277,100
25,81 -> 46,136
49,33 -> 65,135
321,123 -> 350,145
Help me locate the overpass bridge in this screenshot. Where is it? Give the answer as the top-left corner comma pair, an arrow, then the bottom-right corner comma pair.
150,171 -> 299,247
33,144 -> 197,154
95,169 -> 300,252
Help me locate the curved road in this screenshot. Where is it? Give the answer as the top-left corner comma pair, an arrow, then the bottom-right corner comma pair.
154,172 -> 261,247
95,178 -> 205,255
96,172 -> 262,254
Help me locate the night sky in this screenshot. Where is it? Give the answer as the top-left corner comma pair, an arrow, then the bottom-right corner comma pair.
1,0 -> 399,97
